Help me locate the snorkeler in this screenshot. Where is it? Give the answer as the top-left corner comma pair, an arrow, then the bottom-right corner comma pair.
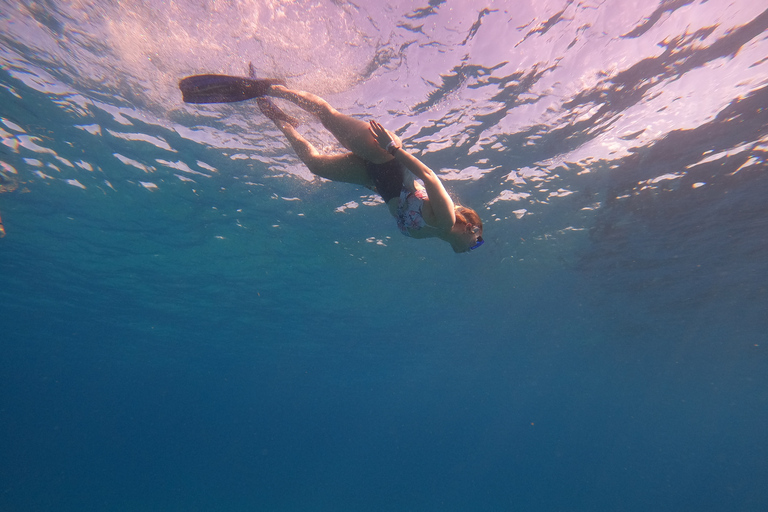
180,74 -> 483,253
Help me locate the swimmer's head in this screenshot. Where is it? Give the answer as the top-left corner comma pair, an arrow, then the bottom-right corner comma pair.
450,206 -> 484,253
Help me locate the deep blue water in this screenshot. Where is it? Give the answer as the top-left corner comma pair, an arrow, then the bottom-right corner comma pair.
2,1 -> 768,511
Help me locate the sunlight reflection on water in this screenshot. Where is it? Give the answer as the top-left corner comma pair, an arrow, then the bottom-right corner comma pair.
0,0 -> 766,265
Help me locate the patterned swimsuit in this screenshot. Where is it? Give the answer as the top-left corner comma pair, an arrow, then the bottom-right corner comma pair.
365,159 -> 429,237
396,188 -> 429,236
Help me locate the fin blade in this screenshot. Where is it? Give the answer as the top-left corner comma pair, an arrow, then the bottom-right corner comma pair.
179,74 -> 284,104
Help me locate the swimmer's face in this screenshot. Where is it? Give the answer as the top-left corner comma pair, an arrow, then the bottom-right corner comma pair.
451,224 -> 484,253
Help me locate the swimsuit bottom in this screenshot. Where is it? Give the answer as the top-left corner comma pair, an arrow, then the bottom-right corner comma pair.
365,159 -> 406,203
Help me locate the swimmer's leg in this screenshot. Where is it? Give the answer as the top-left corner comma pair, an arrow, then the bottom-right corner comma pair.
259,99 -> 373,187
267,85 -> 400,164
256,98 -> 300,127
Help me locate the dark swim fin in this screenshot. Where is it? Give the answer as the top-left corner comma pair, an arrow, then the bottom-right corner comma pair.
179,74 -> 285,104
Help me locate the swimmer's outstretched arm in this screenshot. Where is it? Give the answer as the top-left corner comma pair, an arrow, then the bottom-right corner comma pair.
369,120 -> 456,230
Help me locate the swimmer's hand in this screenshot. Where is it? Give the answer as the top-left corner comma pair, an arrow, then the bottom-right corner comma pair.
368,120 -> 394,150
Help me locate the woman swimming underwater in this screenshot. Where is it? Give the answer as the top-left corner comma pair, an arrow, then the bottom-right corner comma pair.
179,73 -> 483,253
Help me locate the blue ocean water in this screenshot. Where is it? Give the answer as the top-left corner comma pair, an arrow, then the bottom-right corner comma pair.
1,1 -> 767,510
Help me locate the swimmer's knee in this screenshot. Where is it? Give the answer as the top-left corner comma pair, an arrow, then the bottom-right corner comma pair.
315,102 -> 340,123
